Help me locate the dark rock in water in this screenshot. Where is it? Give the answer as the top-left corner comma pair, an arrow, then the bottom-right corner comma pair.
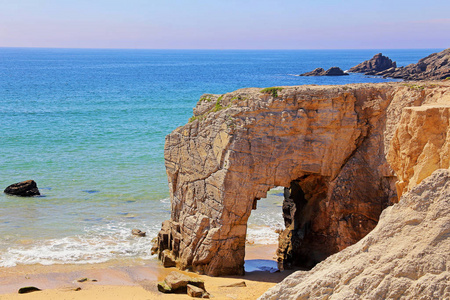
299,67 -> 325,76
4,180 -> 40,197
323,67 -> 349,76
300,67 -> 348,76
18,286 -> 41,294
131,228 -> 146,237
349,53 -> 397,74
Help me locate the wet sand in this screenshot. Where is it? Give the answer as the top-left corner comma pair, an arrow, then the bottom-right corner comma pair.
0,244 -> 298,299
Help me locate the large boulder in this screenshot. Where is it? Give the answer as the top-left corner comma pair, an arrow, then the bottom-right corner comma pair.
157,271 -> 205,294
4,180 -> 40,197
348,53 -> 397,74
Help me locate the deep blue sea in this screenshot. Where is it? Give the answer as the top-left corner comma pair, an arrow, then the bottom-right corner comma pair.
0,48 -> 441,267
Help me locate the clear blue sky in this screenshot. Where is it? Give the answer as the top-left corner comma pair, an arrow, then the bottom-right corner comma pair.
1,0 -> 449,49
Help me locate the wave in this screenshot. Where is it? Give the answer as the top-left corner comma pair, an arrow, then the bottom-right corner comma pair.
0,222 -> 159,267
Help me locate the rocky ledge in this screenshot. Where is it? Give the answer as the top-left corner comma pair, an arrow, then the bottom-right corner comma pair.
154,81 -> 450,277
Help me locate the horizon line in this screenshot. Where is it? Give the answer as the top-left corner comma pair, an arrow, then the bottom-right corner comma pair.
0,46 -> 445,51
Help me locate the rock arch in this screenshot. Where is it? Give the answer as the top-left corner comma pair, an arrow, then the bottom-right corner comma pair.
155,83 -> 427,276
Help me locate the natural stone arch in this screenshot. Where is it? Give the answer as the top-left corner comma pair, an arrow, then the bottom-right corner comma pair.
154,83 -> 428,276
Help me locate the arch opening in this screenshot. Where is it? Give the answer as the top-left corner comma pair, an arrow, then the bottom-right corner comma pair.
277,175 -> 331,270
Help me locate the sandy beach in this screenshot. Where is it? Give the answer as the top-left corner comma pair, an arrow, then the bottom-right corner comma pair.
0,244 -> 298,300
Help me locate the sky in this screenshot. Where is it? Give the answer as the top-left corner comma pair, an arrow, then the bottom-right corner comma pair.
0,0 -> 449,49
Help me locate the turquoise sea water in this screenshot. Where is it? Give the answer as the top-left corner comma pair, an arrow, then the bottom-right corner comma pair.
0,48 -> 441,267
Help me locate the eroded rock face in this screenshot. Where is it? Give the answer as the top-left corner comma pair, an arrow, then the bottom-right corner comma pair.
348,53 -> 397,74
260,169 -> 450,300
156,81 -> 450,276
388,105 -> 450,198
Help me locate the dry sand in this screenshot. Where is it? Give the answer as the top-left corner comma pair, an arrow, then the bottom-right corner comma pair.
0,244 -> 297,300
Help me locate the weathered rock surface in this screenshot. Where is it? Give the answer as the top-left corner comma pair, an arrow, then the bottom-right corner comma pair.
348,53 -> 397,75
4,180 -> 40,197
373,48 -> 450,80
300,67 -> 348,76
260,169 -> 450,300
155,81 -> 450,276
388,104 -> 450,198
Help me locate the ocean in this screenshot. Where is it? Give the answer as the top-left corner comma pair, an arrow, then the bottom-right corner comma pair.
0,48 -> 440,267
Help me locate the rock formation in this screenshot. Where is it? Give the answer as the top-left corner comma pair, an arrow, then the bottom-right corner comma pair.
388,104 -> 450,198
353,48 -> 450,80
260,169 -> 450,299
260,89 -> 450,298
154,81 -> 450,277
348,53 -> 397,75
299,67 -> 348,76
4,180 -> 40,197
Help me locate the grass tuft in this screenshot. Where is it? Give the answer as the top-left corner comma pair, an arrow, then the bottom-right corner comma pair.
260,87 -> 283,97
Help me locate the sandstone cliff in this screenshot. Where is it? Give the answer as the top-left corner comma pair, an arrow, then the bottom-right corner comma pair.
155,81 -> 450,277
260,169 -> 450,300
260,82 -> 450,299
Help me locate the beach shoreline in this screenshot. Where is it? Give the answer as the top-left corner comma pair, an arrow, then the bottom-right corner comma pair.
0,244 -> 297,299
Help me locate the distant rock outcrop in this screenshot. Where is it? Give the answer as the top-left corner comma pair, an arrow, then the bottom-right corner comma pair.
299,67 -> 348,76
351,49 -> 450,80
4,180 -> 40,197
348,53 -> 397,75
154,81 -> 450,277
379,48 -> 450,80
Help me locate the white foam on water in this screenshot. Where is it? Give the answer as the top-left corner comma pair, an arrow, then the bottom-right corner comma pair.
247,212 -> 284,245
0,222 -> 159,267
159,197 -> 170,205
247,225 -> 282,245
